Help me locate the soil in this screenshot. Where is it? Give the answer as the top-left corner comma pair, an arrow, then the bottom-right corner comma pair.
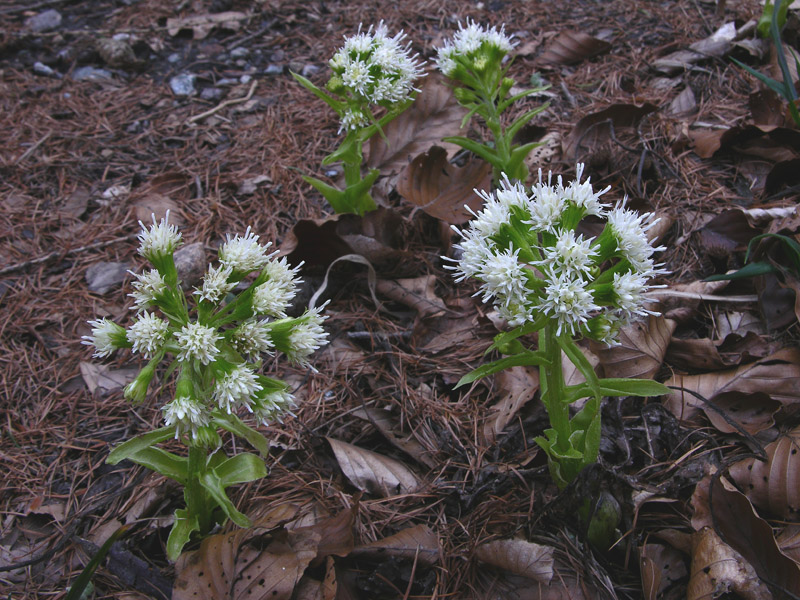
1,0 -> 792,598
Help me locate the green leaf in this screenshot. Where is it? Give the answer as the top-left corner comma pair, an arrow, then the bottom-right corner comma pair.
66,524 -> 131,600
498,87 -> 550,114
731,58 -> 789,100
557,336 -> 602,399
107,426 -> 176,465
456,351 -> 550,388
486,315 -> 548,355
213,453 -> 268,487
212,412 -> 269,457
302,175 -> 350,213
704,261 -> 777,281
746,233 -> 800,273
123,447 -> 188,484
200,471 -> 251,528
167,508 -> 199,561
290,71 -> 346,112
597,378 -> 670,397
506,103 -> 549,142
442,136 -> 499,166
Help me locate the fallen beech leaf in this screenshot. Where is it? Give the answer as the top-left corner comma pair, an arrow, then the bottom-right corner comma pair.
396,145 -> 491,224
327,438 -> 421,497
665,348 -> 800,422
293,507 -> 356,561
79,362 -> 138,395
729,424 -> 800,519
703,391 -> 779,435
483,366 -> 539,444
667,86 -> 697,117
474,538 -> 554,584
365,75 -> 466,179
351,407 -> 436,468
563,103 -> 658,161
350,523 -> 440,566
666,338 -> 732,371
375,275 -> 447,319
710,477 -> 800,595
713,310 -> 767,341
592,315 -> 675,380
133,193 -> 184,226
687,527 -> 771,600
640,543 -> 688,600
538,30 -> 611,65
166,12 -> 248,40
777,525 -> 800,565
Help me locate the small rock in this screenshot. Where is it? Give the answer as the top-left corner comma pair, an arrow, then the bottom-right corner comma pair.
288,60 -> 304,73
86,261 -> 130,294
324,168 -> 340,178
97,38 -> 139,69
174,242 -> 206,290
264,64 -> 283,76
270,50 -> 285,62
200,87 -> 224,101
216,77 -> 238,86
33,62 -> 60,78
301,64 -> 320,77
167,53 -> 182,64
230,47 -> 249,58
237,174 -> 272,195
25,9 -> 62,33
101,184 -> 130,203
239,74 -> 252,84
169,73 -> 196,96
72,66 -> 113,81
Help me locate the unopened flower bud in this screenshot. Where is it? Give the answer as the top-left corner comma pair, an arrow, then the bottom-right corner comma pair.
124,362 -> 156,404
193,425 -> 222,450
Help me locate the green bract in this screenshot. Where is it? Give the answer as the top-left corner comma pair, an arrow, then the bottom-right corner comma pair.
449,167 -> 670,489
83,212 -> 329,559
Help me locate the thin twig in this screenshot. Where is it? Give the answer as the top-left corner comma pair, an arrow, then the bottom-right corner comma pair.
0,233 -> 138,276
13,131 -> 52,165
187,80 -> 258,124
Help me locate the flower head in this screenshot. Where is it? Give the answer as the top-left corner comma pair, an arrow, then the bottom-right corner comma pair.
219,227 -> 272,275
435,20 -> 514,77
129,268 -> 167,311
285,307 -> 329,367
82,318 -> 128,357
562,163 -> 608,219
605,202 -> 666,274
137,211 -> 182,263
253,388 -> 296,426
175,321 -> 220,365
539,230 -> 597,278
213,364 -> 263,414
526,171 -> 567,233
540,272 -> 599,335
162,395 -> 209,439
127,312 -> 170,358
195,264 -> 235,305
477,246 -> 530,309
231,318 -> 274,357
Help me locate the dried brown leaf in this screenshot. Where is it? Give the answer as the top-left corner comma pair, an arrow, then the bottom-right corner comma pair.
133,193 -> 185,227
538,31 -> 611,65
710,477 -> 800,595
365,75 -> 466,179
166,12 -> 248,40
474,538 -> 554,584
351,407 -> 436,468
396,145 -> 491,224
375,276 -> 446,319
592,315 -> 675,380
483,366 -> 539,444
350,523 -> 440,566
687,527 -> 771,600
327,438 -> 421,497
79,362 -> 138,395
729,425 -> 800,519
703,391 -> 779,435
665,348 -> 800,422
640,543 -> 688,600
667,86 -> 697,117
562,103 -> 657,161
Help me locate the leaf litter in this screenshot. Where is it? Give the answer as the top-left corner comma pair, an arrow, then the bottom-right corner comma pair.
7,0 -> 800,598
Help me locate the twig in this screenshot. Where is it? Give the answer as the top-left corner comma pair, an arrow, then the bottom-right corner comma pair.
13,131 -> 52,165
0,233 -> 138,276
646,290 -> 758,303
187,80 -> 258,124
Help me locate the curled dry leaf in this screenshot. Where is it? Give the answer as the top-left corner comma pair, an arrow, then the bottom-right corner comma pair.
365,75 -> 466,179
474,538 -> 554,584
665,348 -> 800,422
729,424 -> 800,519
351,406 -> 437,468
709,476 -> 800,595
702,391 -> 779,435
396,145 -> 491,225
166,12 -> 248,40
592,314 -> 675,380
327,437 -> 421,497
79,362 -> 138,395
640,543 -> 688,600
562,103 -> 657,161
133,193 -> 185,227
538,30 -> 611,66
375,275 -> 447,319
350,523 -> 440,566
483,365 -> 540,444
687,527 -> 771,600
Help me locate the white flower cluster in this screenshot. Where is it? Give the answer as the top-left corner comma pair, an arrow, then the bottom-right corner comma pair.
435,20 -> 515,77
83,215 -> 329,440
329,21 -> 425,130
450,166 -> 666,343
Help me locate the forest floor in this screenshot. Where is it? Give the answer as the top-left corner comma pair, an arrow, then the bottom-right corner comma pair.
4,0 -> 800,598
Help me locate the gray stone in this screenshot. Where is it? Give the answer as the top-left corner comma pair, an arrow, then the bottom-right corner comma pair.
72,66 -> 113,81
216,77 -> 238,86
301,64 -> 320,77
230,47 -> 250,58
169,73 -> 196,96
86,262 -> 130,294
33,62 -> 59,78
239,74 -> 252,84
167,53 -> 181,64
174,242 -> 206,290
200,87 -> 224,101
265,64 -> 283,76
25,9 -> 62,33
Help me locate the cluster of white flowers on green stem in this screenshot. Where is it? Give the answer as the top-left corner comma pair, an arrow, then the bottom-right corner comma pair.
83,212 -> 329,559
435,19 -> 514,78
451,165 -> 666,343
450,165 -> 671,497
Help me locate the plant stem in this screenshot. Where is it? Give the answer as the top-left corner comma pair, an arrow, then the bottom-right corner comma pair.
541,322 -> 569,453
186,445 -> 211,534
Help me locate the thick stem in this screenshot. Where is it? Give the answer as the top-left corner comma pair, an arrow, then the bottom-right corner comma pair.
186,444 -> 211,534
541,322 -> 569,453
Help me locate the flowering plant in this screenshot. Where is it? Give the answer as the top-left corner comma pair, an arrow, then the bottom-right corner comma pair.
83,213 -> 328,559
435,21 -> 549,184
450,166 -> 670,489
293,21 -> 425,215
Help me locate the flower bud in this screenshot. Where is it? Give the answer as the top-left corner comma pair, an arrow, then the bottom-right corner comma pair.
499,77 -> 515,99
193,425 -> 222,451
124,362 -> 156,404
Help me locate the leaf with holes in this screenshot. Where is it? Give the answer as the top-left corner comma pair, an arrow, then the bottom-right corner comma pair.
592,315 -> 675,380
